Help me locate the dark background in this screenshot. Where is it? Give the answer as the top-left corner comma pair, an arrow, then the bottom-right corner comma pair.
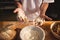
0,0 -> 60,21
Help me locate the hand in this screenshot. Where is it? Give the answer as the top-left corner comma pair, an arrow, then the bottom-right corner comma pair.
40,14 -> 52,20
14,8 -> 28,22
14,8 -> 21,13
14,8 -> 23,21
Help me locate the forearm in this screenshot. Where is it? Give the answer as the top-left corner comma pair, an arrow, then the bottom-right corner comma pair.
40,3 -> 52,20
15,1 -> 22,8
14,1 -> 22,13
40,3 -> 49,15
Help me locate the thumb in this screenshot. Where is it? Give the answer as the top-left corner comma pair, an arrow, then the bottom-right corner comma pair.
13,8 -> 19,13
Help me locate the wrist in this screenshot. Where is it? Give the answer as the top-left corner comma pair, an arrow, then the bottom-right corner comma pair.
40,12 -> 45,16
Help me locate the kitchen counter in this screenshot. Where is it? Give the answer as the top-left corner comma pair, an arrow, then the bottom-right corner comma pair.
0,21 -> 60,40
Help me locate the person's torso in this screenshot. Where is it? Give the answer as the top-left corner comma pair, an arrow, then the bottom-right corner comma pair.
22,0 -> 42,12
21,0 -> 43,21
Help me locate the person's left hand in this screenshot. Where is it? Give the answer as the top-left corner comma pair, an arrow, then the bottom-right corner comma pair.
40,14 -> 52,20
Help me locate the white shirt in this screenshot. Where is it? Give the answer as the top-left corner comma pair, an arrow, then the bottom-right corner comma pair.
20,0 -> 54,21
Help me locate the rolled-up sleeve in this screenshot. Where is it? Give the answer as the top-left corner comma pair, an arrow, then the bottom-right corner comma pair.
43,0 -> 54,3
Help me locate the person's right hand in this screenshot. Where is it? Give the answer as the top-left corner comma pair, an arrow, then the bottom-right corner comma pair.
14,8 -> 21,13
14,8 -> 28,22
14,8 -> 23,22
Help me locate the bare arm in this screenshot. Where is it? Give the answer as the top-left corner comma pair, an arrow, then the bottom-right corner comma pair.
16,1 -> 22,8
40,3 -> 49,15
14,1 -> 22,13
40,3 -> 52,20
14,1 -> 28,22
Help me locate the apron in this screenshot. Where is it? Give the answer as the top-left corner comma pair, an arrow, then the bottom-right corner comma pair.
22,0 -> 43,21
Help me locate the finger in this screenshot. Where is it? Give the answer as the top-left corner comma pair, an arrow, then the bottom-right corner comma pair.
17,17 -> 23,22
19,17 -> 24,22
45,15 -> 52,20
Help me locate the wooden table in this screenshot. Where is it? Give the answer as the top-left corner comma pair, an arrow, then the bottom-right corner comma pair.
0,21 -> 60,40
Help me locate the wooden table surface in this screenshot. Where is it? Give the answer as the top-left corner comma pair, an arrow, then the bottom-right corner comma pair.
0,21 -> 60,40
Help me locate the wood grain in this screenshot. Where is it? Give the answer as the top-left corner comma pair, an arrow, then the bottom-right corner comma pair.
0,21 -> 60,40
